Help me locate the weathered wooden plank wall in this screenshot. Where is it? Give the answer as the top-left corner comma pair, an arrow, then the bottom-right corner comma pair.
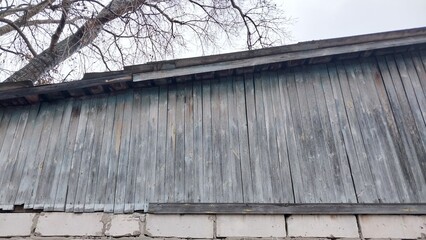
0,52 -> 426,213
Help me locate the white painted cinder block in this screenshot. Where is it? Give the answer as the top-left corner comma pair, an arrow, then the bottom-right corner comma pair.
0,213 -> 35,237
105,214 -> 142,237
216,215 -> 286,237
359,215 -> 426,238
287,215 -> 359,238
35,213 -> 104,236
145,214 -> 214,238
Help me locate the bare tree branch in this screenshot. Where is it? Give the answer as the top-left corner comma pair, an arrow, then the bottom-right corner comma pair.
4,0 -> 148,83
90,42 -> 111,71
0,0 -> 53,36
0,0 -> 290,84
49,0 -> 71,50
0,17 -> 37,56
0,45 -> 28,58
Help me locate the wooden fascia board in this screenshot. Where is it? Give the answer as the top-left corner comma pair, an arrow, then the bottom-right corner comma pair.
0,74 -> 132,101
133,35 -> 426,82
147,203 -> 426,215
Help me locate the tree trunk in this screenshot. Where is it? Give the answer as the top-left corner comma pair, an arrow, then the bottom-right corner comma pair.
4,0 -> 146,83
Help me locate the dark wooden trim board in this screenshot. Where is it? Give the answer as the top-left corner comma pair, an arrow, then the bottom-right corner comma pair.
133,35 -> 426,82
147,203 -> 426,215
127,26 -> 426,73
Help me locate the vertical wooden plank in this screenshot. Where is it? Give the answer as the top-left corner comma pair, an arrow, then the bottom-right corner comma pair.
84,97 -> 108,212
245,73 -> 264,203
345,61 -> 400,203
3,105 -> 39,208
306,67 -> 338,203
384,55 -> 426,200
362,59 -> 417,202
314,65 -> 357,203
33,103 -> 65,209
135,89 -> 150,210
0,108 -> 10,207
260,72 -> 285,203
175,84 -> 186,202
43,100 -> 73,211
114,92 -> 134,213
395,54 -> 426,158
65,100 -> 90,212
294,68 -> 319,203
27,103 -> 55,209
380,55 -> 426,200
227,77 -> 243,203
192,81 -> 203,202
318,65 -> 358,203
392,54 -> 426,149
0,108 -> 11,151
15,104 -> 46,206
146,87 -> 159,207
410,51 -> 426,96
234,75 -> 253,203
201,80 -> 214,202
402,53 -> 426,123
164,86 -> 176,203
419,50 -> 426,87
53,100 -> 82,211
0,108 -> 4,133
253,72 -> 273,202
93,96 -> 116,211
0,107 -> 30,209
269,71 -> 295,203
104,94 -> 125,212
331,63 -> 378,203
154,86 -> 168,203
125,91 -> 141,212
0,109 -> 18,184
0,108 -> 23,202
184,82 -> 195,202
278,71 -> 303,203
135,88 -> 149,211
72,98 -> 98,212
218,78 -> 231,202
372,58 -> 418,202
210,79 -> 223,202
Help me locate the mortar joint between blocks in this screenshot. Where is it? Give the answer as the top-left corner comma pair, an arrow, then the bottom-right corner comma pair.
284,214 -> 289,237
30,213 -> 40,237
355,215 -> 364,240
101,213 -> 112,236
212,214 -> 217,239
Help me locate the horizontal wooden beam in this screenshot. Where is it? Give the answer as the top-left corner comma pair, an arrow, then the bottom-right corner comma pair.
0,74 -> 132,101
147,203 -> 426,215
133,35 -> 426,82
127,26 -> 426,72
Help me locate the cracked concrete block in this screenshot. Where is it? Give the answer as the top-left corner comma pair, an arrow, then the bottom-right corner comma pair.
105,214 -> 141,237
287,215 -> 359,238
145,214 -> 213,238
216,215 -> 286,237
35,213 -> 104,236
359,215 -> 426,238
0,213 -> 36,237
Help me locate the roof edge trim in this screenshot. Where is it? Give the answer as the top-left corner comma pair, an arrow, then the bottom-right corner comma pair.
134,32 -> 426,82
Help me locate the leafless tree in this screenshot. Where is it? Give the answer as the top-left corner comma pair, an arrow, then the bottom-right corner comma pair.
0,0 -> 290,84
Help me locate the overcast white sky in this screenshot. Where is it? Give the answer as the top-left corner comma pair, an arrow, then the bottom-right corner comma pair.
175,0 -> 426,59
283,0 -> 426,43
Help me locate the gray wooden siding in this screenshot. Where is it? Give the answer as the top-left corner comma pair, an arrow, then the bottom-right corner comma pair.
1,52 -> 426,213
